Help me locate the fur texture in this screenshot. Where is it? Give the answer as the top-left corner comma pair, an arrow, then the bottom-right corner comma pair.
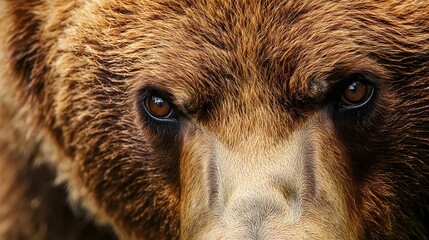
0,0 -> 428,239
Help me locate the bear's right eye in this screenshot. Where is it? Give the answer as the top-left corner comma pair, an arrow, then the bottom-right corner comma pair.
144,94 -> 174,120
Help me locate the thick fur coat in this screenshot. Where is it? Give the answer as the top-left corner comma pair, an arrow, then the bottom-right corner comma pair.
0,0 -> 428,239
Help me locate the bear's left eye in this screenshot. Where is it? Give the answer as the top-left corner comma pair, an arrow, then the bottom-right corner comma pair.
144,94 -> 174,120
338,76 -> 374,109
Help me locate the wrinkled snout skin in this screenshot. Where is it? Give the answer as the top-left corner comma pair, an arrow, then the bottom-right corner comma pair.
0,0 -> 428,239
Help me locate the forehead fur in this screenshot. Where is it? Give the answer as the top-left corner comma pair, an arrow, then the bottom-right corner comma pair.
64,0 -> 427,141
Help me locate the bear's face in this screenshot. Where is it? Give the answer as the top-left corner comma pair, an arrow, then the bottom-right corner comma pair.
6,0 -> 429,239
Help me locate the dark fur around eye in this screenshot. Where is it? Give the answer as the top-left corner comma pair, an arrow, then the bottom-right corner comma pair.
328,73 -> 380,129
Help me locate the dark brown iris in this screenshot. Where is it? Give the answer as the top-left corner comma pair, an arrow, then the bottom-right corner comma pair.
146,95 -> 172,118
342,81 -> 369,104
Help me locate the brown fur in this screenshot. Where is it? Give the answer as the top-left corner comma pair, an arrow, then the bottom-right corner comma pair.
0,0 -> 428,239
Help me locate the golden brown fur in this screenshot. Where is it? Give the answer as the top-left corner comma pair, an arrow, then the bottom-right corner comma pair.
0,0 -> 428,239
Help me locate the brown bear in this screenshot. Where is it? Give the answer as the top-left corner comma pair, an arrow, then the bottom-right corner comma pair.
0,0 -> 428,239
